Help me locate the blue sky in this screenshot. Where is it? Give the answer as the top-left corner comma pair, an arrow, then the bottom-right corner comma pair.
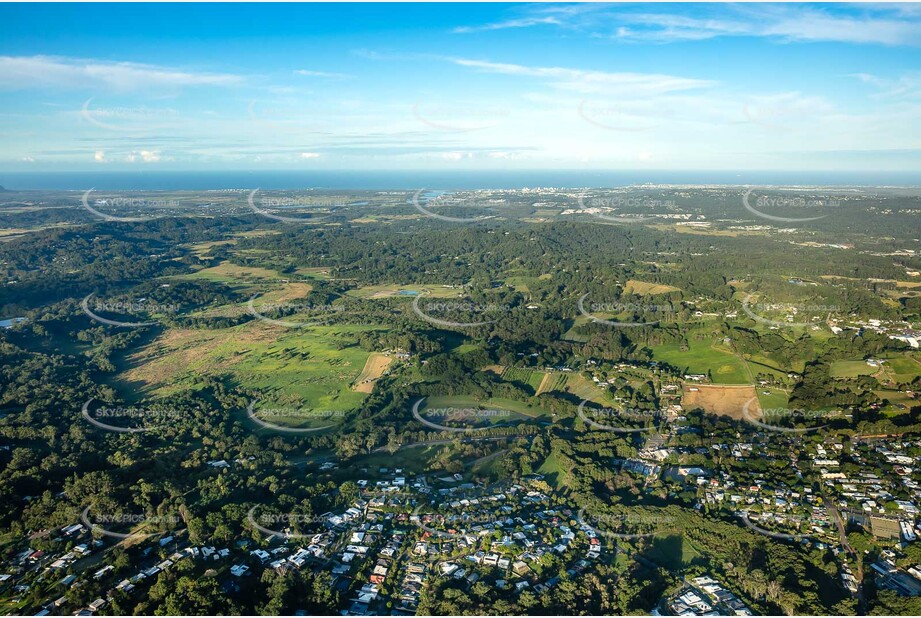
0,2 -> 918,172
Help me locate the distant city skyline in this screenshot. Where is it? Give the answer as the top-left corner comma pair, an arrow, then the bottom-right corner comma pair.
1,2 -> 919,172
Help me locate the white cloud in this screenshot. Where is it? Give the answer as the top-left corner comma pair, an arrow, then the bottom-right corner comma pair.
126,150 -> 160,163
0,55 -> 242,91
300,152 -> 321,159
454,16 -> 562,34
94,151 -> 106,163
441,151 -> 472,161
21,155 -> 35,162
452,58 -> 714,95
455,4 -> 921,46
294,69 -> 349,79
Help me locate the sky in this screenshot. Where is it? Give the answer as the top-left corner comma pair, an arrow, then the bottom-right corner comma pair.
0,2 -> 919,173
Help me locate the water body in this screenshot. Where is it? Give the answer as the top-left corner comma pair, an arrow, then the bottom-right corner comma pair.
2,170 -> 919,191
0,317 -> 27,329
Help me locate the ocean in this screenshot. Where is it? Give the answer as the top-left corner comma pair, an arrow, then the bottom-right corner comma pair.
1,170 -> 919,191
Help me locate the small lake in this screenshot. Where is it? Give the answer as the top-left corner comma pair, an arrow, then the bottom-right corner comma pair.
0,317 -> 27,329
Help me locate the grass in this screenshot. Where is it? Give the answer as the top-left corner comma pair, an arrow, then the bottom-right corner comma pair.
644,534 -> 705,570
118,322 -> 384,411
421,395 -> 550,420
883,356 -> 921,384
502,367 -> 547,392
623,280 -> 681,295
345,283 -> 461,300
536,453 -> 568,489
179,260 -> 284,284
829,360 -> 877,378
756,388 -> 791,413
650,338 -> 750,384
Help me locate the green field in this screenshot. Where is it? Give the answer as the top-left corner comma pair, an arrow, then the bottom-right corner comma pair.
120,322 -> 383,412
421,395 -> 550,421
884,356 -> 921,384
536,452 -> 568,489
562,373 -> 616,404
756,388 -> 791,413
502,367 -> 547,392
650,338 -> 750,384
829,360 -> 877,378
644,534 -> 705,570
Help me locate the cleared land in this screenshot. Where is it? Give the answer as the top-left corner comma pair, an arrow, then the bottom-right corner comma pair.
118,322 -> 381,412
352,353 -> 394,393
181,260 -> 284,283
651,337 -> 750,385
623,280 -> 681,295
682,384 -> 762,420
421,395 -> 551,420
346,284 -> 463,300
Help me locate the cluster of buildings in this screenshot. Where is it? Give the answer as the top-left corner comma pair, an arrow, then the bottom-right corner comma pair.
661,575 -> 752,616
